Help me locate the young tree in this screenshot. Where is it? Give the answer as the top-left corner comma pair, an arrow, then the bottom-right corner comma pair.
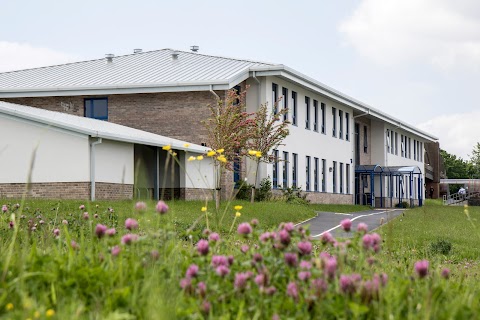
202,89 -> 254,209
469,142 -> 480,179
247,101 -> 290,202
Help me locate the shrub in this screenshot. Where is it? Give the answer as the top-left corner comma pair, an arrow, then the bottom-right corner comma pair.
234,180 -> 254,201
255,178 -> 272,202
395,201 -> 410,208
429,239 -> 453,255
281,186 -> 310,205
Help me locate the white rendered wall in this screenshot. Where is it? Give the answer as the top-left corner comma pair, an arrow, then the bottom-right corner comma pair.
184,152 -> 215,190
251,76 -> 354,196
0,114 -> 90,183
95,139 -> 134,184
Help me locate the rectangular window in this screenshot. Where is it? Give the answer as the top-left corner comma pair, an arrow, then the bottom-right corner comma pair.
273,149 -> 279,189
339,162 -> 344,194
233,157 -> 241,184
282,87 -> 288,122
233,85 -> 241,105
282,152 -> 289,188
401,135 -> 405,157
84,98 -> 108,120
346,164 -> 350,194
321,103 -> 326,134
332,107 -> 337,137
292,153 -> 298,188
306,156 -> 311,191
332,161 -> 337,193
363,125 -> 368,153
339,110 -> 343,139
408,138 -> 411,159
305,97 -> 310,130
313,100 -> 318,132
322,159 -> 326,192
386,130 -> 391,153
272,83 -> 278,115
414,139 -> 417,160
420,142 -> 423,162
346,112 -> 350,141
314,157 -> 319,192
391,131 -> 394,154
292,91 -> 297,126
395,132 -> 398,155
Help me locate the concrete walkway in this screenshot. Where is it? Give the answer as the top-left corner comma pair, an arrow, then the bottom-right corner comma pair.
297,209 -> 405,238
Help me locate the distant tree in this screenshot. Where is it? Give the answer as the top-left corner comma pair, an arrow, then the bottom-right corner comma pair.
247,102 -> 290,202
469,142 -> 480,179
440,149 -> 471,179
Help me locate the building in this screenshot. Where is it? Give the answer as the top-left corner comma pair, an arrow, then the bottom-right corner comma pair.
0,49 -> 438,205
0,101 -> 213,200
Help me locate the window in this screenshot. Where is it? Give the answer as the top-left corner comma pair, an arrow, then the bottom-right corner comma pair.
346,112 -> 350,141
395,132 -> 398,155
273,150 -> 279,189
332,107 -> 337,137
233,157 -> 241,184
272,83 -> 278,115
321,103 -> 326,134
420,142 -> 423,162
314,157 -> 319,191
408,138 -> 411,159
292,91 -> 297,126
292,153 -> 298,188
283,152 -> 289,188
346,164 -> 350,194
414,139 -> 417,160
339,162 -> 344,194
233,85 -> 241,105
305,97 -> 310,129
322,159 -> 326,192
363,126 -> 368,153
390,131 -> 394,154
332,161 -> 337,193
339,110 -> 343,139
85,98 -> 108,120
282,87 -> 288,122
313,100 -> 318,132
386,130 -> 391,153
306,156 -> 311,191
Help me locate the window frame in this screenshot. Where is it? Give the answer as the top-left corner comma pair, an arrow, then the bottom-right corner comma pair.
345,112 -> 350,141
313,100 -> 318,132
292,153 -> 298,188
332,107 -> 337,137
305,96 -> 310,130
292,91 -> 298,126
272,83 -> 278,115
273,149 -> 279,189
283,151 -> 289,188
306,156 -> 311,191
84,97 -> 108,121
282,87 -> 288,122
321,103 -> 326,134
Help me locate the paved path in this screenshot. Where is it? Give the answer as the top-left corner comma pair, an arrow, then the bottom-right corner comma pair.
297,209 -> 405,238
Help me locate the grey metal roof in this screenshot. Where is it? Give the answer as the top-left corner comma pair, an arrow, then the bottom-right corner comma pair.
0,48 -> 275,91
0,101 -> 208,153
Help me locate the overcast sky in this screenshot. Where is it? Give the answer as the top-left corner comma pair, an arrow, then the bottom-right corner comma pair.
1,0 -> 479,159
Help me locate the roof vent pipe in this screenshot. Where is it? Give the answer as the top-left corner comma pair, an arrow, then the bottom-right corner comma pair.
190,45 -> 199,52
133,49 -> 142,54
171,51 -> 179,60
105,53 -> 114,63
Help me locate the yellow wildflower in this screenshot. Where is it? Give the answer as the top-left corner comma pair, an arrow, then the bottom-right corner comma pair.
236,212 -> 241,217
171,152 -> 177,156
248,150 -> 258,156
207,150 -> 216,157
197,155 -> 204,161
46,309 -> 55,317
201,207 -> 207,212
188,156 -> 196,161
234,205 -> 243,211
217,148 -> 224,154
183,143 -> 190,148
162,145 -> 171,151
217,155 -> 227,163
5,303 -> 13,311
255,151 -> 262,158
34,311 -> 40,318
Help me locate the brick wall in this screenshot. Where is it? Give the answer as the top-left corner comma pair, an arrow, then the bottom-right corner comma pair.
1,91 -> 223,146
271,189 -> 354,205
0,182 -> 133,200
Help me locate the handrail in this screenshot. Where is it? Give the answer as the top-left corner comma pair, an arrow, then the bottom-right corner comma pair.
444,191 -> 480,205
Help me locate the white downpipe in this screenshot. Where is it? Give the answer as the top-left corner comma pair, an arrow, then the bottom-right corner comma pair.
90,137 -> 103,201
209,84 -> 219,100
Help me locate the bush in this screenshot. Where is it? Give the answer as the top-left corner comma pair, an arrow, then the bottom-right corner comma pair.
429,239 -> 453,255
281,186 -> 310,205
255,178 -> 272,202
395,201 -> 410,208
234,180 -> 254,201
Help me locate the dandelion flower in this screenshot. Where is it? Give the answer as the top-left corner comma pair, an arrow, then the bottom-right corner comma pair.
217,155 -> 227,163
201,206 -> 207,212
235,212 -> 241,217
255,151 -> 262,158
217,148 -> 224,153
197,155 -> 204,160
188,156 -> 196,161
207,150 -> 216,157
162,145 -> 171,151
46,309 -> 55,317
5,303 -> 13,311
234,205 -> 243,211
183,143 -> 190,147
248,150 -> 258,156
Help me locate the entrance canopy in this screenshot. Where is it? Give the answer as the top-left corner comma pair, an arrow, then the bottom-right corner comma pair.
355,165 -> 422,176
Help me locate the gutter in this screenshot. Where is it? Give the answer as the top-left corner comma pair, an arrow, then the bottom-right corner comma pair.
90,137 -> 103,201
353,109 -> 370,119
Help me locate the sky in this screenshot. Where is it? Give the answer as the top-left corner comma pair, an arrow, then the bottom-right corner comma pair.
1,0 -> 479,159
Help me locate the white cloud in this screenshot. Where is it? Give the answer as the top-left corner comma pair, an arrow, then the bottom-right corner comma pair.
417,112 -> 480,159
0,41 -> 78,72
339,0 -> 480,71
